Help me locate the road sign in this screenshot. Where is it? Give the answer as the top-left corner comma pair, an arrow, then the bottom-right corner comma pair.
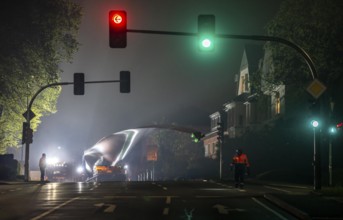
306,79 -> 326,99
22,110 -> 36,121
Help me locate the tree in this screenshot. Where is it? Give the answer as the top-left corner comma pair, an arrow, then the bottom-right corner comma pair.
0,0 -> 82,153
263,0 -> 343,91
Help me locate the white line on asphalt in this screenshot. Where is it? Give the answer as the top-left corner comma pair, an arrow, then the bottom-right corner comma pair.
196,196 -> 225,198
166,196 -> 171,204
252,197 -> 288,220
264,185 -> 292,193
163,207 -> 169,215
104,196 -> 137,199
31,197 -> 79,220
163,187 -> 168,190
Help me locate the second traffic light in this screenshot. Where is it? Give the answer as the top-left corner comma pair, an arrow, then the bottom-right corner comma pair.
217,122 -> 224,142
120,71 -> 130,93
198,15 -> 215,51
109,10 -> 127,48
74,73 -> 85,95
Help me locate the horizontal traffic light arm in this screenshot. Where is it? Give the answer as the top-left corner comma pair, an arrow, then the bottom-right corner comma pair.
126,29 -> 317,80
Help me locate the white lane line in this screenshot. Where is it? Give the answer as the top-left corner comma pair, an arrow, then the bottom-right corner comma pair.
166,196 -> 171,204
252,197 -> 288,220
162,187 -> 168,191
163,207 -> 169,215
196,195 -> 225,198
104,196 -> 137,199
31,197 -> 79,220
264,186 -> 292,193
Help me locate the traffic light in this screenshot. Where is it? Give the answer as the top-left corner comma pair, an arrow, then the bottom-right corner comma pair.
191,132 -> 204,143
311,120 -> 319,128
329,126 -> 337,134
198,15 -> 215,51
26,127 -> 33,144
74,73 -> 85,95
120,71 -> 130,93
22,122 -> 28,144
109,10 -> 127,48
22,122 -> 33,144
217,122 -> 224,142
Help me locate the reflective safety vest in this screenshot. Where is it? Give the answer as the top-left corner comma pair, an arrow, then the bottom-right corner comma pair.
232,154 -> 250,167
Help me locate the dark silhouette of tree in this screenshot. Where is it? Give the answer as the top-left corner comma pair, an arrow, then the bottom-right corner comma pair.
0,0 -> 82,153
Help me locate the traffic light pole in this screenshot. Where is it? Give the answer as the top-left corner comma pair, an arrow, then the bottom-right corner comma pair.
23,79 -> 122,182
128,28 -> 321,189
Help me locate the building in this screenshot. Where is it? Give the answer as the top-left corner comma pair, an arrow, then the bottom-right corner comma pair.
202,44 -> 285,158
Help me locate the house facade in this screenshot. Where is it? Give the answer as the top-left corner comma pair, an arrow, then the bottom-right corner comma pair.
202,44 -> 286,158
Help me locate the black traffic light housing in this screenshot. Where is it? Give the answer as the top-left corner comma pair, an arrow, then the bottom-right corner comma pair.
22,122 -> 33,144
74,73 -> 85,95
198,14 -> 215,51
109,10 -> 127,48
120,71 -> 130,93
22,122 -> 28,144
217,122 -> 224,142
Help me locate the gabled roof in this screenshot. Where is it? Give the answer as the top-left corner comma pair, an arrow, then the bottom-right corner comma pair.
240,44 -> 263,74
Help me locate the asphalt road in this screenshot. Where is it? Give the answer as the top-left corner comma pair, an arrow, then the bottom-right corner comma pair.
0,180 -> 306,219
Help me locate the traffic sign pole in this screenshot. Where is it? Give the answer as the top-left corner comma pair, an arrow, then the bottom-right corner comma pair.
23,76 -> 127,181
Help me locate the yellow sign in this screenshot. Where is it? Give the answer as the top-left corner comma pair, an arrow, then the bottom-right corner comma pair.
306,79 -> 326,99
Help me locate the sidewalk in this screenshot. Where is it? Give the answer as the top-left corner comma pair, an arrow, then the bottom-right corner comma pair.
264,187 -> 343,219
225,178 -> 343,219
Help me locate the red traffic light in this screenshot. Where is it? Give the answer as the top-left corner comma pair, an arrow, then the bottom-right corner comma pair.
111,13 -> 123,24
109,10 -> 127,48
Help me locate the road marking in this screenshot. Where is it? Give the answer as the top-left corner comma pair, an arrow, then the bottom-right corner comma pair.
213,204 -> 229,214
162,187 -> 168,190
163,207 -> 169,215
31,197 -> 79,220
196,195 -> 225,198
104,204 -> 116,213
104,195 -> 137,199
94,203 -> 116,213
166,196 -> 171,204
252,197 -> 288,220
264,185 -> 292,193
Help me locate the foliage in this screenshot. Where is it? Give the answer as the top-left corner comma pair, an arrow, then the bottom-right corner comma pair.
0,0 -> 82,153
262,0 -> 343,90
151,129 -> 205,180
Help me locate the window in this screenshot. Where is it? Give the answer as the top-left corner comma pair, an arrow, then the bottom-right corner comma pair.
275,92 -> 281,114
244,74 -> 249,92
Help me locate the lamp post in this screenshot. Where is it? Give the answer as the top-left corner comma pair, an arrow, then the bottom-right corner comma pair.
311,120 -> 321,190
329,100 -> 335,186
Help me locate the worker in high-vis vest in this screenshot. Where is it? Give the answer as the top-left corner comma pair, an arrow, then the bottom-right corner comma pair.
230,149 -> 250,188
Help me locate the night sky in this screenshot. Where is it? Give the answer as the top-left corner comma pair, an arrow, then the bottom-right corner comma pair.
30,0 -> 284,166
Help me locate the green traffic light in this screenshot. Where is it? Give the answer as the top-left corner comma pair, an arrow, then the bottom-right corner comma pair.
199,36 -> 214,51
329,127 -> 336,134
202,39 -> 212,48
311,120 -> 319,128
198,14 -> 215,52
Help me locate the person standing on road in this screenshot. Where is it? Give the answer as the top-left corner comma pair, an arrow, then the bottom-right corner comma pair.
39,153 -> 47,182
230,149 -> 250,188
